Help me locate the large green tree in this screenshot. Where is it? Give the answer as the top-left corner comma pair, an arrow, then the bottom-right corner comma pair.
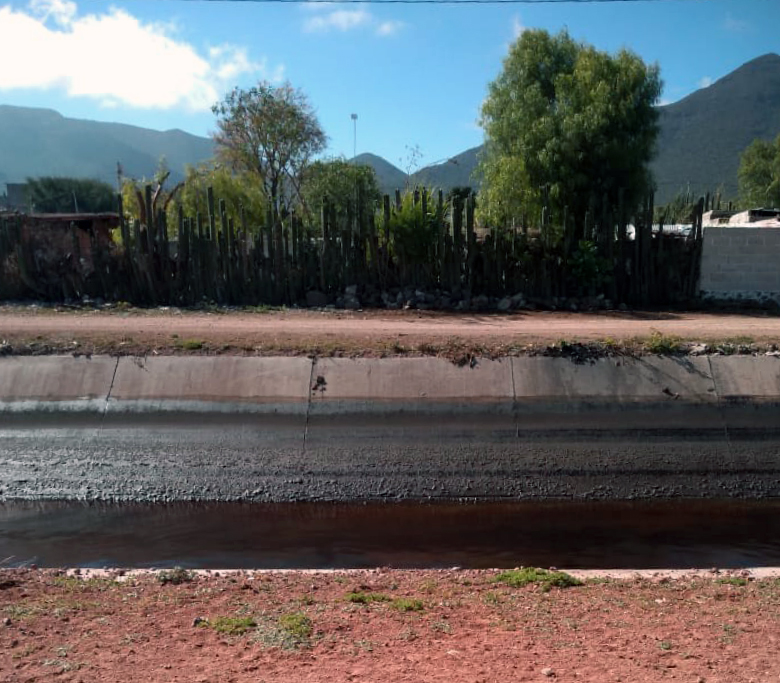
171,163 -> 267,231
26,176 -> 116,213
738,134 -> 780,209
212,82 -> 327,218
301,158 -> 380,221
479,29 -> 662,229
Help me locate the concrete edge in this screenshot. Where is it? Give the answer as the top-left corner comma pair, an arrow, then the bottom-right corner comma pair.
0,354 -> 778,410
56,567 -> 780,581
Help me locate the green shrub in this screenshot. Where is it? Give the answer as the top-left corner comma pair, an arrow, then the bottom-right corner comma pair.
493,568 -> 583,592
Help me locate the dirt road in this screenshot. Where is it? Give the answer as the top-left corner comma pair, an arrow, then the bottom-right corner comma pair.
1,306 -> 779,357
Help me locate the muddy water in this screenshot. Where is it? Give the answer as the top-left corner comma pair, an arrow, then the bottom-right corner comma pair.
2,500 -> 780,570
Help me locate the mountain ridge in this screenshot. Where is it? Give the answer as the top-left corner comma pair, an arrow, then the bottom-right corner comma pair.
3,52 -> 780,205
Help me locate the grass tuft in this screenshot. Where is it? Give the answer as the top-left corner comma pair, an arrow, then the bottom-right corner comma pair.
208,616 -> 257,636
346,591 -> 392,605
157,567 -> 194,586
493,568 -> 583,592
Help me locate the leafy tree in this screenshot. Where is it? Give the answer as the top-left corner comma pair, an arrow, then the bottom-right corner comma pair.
738,134 -> 780,208
479,29 -> 662,230
171,163 -> 267,232
301,158 -> 380,222
26,176 -> 116,213
212,82 -> 327,218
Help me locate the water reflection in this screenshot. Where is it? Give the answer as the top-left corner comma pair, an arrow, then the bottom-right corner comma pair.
1,500 -> 779,569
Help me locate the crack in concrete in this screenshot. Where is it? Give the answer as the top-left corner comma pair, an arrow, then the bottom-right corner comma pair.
707,355 -> 733,457
302,357 -> 316,455
100,356 -> 120,431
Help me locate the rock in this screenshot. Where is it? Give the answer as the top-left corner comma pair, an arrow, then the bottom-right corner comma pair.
472,294 -> 490,309
344,285 -> 358,297
305,290 -> 329,308
455,300 -> 469,311
618,302 -> 628,311
690,343 -> 709,356
541,667 -> 555,677
344,297 -> 361,310
510,292 -> 525,307
193,616 -> 208,627
497,297 -> 512,312
3,617 -> 11,626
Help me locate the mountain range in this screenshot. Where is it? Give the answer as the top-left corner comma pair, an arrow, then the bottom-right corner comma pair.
1,53 -> 779,205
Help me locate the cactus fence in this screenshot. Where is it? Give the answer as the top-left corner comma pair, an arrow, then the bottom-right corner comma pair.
0,186 -> 705,307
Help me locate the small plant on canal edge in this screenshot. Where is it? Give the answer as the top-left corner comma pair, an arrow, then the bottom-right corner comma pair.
158,567 -> 194,586
717,577 -> 749,587
278,612 -> 313,640
493,568 -> 583,592
204,616 -> 257,636
391,598 -> 424,612
346,591 -> 392,605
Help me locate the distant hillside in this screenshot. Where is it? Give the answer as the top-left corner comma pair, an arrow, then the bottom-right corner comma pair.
0,105 -> 214,186
352,153 -> 407,194
412,146 -> 482,191
357,53 -> 780,205
652,53 -> 780,203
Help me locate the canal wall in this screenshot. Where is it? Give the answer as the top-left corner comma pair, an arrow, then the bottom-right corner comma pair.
1,354 -> 779,501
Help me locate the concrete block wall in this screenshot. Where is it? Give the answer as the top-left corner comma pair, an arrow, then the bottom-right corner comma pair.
700,227 -> 780,303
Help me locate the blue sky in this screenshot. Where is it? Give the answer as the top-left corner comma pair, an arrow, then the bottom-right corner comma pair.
0,0 -> 777,169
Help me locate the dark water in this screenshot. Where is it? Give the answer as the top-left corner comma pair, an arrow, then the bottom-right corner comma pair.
2,500 -> 780,570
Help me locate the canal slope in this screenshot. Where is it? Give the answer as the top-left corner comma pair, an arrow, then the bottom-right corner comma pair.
1,354 -> 779,501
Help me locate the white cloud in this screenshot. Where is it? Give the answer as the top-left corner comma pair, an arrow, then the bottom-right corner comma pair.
303,9 -> 371,33
723,13 -> 750,33
698,76 -> 713,88
302,6 -> 403,36
376,20 -> 403,37
512,15 -> 525,39
0,0 -> 282,111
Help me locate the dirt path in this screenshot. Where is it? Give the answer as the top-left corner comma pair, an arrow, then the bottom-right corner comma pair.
2,567 -> 779,683
1,306 -> 779,357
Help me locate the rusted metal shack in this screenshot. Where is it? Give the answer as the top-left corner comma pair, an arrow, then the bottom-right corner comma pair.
0,212 -> 119,300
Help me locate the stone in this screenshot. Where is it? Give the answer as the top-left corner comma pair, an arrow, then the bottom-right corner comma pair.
344,297 -> 361,310
3,617 -> 11,626
472,294 -> 490,309
510,292 -> 526,306
690,343 -> 710,356
305,290 -> 329,308
344,285 -> 358,297
497,297 -> 512,312
192,616 -> 207,627
541,667 -> 555,677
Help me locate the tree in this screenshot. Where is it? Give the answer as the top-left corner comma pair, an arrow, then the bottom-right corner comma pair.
26,177 -> 116,213
738,134 -> 780,209
212,82 -> 327,218
301,158 -> 380,222
171,163 -> 267,232
120,159 -> 183,229
478,29 -> 662,230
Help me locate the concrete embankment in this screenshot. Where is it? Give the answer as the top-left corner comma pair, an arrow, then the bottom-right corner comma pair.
0,354 -> 779,501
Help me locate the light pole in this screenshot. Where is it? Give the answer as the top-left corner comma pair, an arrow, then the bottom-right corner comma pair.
351,113 -> 358,160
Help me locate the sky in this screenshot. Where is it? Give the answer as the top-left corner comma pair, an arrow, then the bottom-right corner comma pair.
0,0 -> 778,170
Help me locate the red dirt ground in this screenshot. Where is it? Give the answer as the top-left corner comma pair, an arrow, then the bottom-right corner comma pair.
2,568 -> 779,683
1,306 -> 779,358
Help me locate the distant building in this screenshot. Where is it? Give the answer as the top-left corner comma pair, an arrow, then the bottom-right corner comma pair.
1,183 -> 30,212
703,208 -> 780,228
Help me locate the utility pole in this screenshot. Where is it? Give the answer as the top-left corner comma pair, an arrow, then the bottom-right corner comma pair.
351,113 -> 358,160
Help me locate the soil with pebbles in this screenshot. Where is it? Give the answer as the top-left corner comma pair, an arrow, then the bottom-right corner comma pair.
2,567 -> 780,682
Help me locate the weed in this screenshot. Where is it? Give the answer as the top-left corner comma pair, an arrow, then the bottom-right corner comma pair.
717,577 -> 749,587
483,591 -> 502,606
158,567 -> 194,586
278,612 -> 312,640
391,598 -> 424,612
52,576 -> 116,592
207,616 -> 257,636
431,620 -> 453,634
659,640 -> 673,651
644,330 -> 683,355
178,339 -> 204,351
493,568 -> 583,592
346,591 -> 391,605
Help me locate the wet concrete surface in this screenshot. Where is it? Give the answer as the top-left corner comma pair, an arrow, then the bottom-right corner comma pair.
2,499 -> 780,570
1,406 -> 780,502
